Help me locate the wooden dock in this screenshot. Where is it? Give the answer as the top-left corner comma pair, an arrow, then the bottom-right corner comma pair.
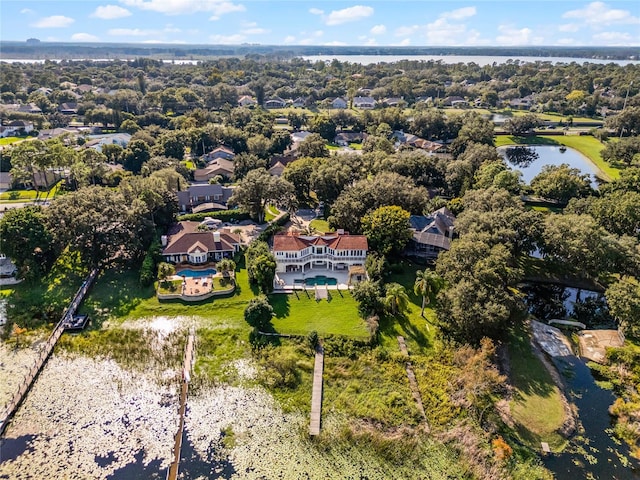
0,269 -> 98,437
398,336 -> 429,431
309,343 -> 324,436
167,329 -> 196,480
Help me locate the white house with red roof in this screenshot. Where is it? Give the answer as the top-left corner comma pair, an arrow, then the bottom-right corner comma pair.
272,230 -> 368,276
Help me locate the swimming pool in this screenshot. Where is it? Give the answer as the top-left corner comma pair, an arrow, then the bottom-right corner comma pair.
177,268 -> 217,278
302,275 -> 338,286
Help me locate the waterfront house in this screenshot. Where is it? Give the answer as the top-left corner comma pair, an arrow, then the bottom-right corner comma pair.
406,207 -> 456,260
273,231 -> 367,274
162,221 -> 241,264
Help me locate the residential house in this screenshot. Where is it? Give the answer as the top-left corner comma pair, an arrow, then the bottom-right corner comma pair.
331,97 -> 348,109
162,221 -> 241,264
193,157 -> 235,182
264,97 -> 286,109
238,95 -> 257,107
1,103 -> 43,114
268,161 -> 287,177
84,133 -> 131,152
292,97 -> 308,108
443,96 -> 468,107
290,131 -> 312,143
334,131 -> 367,147
353,96 -> 376,109
176,183 -> 234,213
272,230 -> 368,275
383,97 -> 404,107
75,84 -> 94,95
58,102 -> 79,115
38,128 -> 78,141
0,120 -> 34,137
406,207 -> 456,260
202,146 -> 235,162
509,95 -> 535,110
0,254 -> 18,279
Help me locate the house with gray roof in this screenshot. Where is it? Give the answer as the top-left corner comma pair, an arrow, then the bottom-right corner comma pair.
406,207 -> 456,260
177,183 -> 234,213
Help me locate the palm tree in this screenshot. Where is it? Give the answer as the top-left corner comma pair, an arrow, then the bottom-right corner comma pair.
384,283 -> 410,316
414,270 -> 444,317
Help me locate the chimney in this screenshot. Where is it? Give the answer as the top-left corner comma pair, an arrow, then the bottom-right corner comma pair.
161,235 -> 168,246
213,232 -> 221,242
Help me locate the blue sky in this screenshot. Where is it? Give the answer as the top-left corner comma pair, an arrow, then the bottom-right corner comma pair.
1,1 -> 638,46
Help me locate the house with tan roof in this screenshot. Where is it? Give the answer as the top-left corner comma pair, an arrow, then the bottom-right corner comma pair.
161,221 -> 241,264
194,157 -> 235,182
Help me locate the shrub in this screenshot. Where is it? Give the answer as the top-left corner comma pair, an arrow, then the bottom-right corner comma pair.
244,295 -> 274,330
139,237 -> 162,286
307,330 -> 319,350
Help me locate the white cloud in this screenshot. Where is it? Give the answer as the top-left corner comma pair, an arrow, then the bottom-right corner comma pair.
592,31 -> 636,45
164,25 -> 181,33
108,28 -> 156,36
314,30 -> 324,37
370,24 -> 386,35
283,35 -> 296,44
209,33 -> 246,44
364,38 -> 377,46
20,8 -> 35,14
395,25 -> 419,37
325,41 -> 347,46
71,32 -> 99,42
325,5 -> 373,26
309,8 -> 324,15
496,24 -> 544,46
396,38 -> 411,46
556,38 -> 578,45
121,0 -> 245,18
563,2 -> 640,27
91,5 -> 131,19
422,6 -> 482,45
32,15 -> 75,28
441,6 -> 476,20
141,39 -> 186,43
242,27 -> 270,35
559,23 -> 579,33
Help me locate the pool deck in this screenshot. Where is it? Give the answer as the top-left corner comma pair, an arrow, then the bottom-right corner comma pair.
274,270 -> 351,291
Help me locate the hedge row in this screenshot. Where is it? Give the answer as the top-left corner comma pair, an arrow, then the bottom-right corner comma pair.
178,210 -> 251,222
257,212 -> 291,242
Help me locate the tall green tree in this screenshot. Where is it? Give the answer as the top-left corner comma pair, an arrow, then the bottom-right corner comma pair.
384,282 -> 410,316
0,206 -> 54,278
414,269 -> 444,317
228,168 -> 294,223
45,186 -> 137,267
361,205 -> 412,257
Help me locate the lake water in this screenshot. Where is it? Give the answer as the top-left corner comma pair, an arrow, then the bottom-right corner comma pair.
498,145 -> 600,186
302,55 -> 639,66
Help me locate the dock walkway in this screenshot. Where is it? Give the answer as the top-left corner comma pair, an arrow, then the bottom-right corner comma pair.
167,328 -> 196,480
309,343 -> 324,436
0,269 -> 98,436
398,336 -> 429,431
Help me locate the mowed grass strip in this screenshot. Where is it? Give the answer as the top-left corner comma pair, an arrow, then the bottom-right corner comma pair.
269,291 -> 369,339
508,325 -> 567,451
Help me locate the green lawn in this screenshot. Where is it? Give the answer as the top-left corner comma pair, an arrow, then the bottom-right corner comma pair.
383,260 -> 438,354
309,218 -> 332,233
264,204 -> 280,222
0,136 -> 31,145
507,324 -> 567,451
269,291 -> 369,339
495,134 -> 620,181
348,142 -> 363,150
0,181 -> 63,201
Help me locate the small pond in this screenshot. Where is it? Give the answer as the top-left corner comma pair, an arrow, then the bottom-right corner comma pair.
498,145 -> 600,187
